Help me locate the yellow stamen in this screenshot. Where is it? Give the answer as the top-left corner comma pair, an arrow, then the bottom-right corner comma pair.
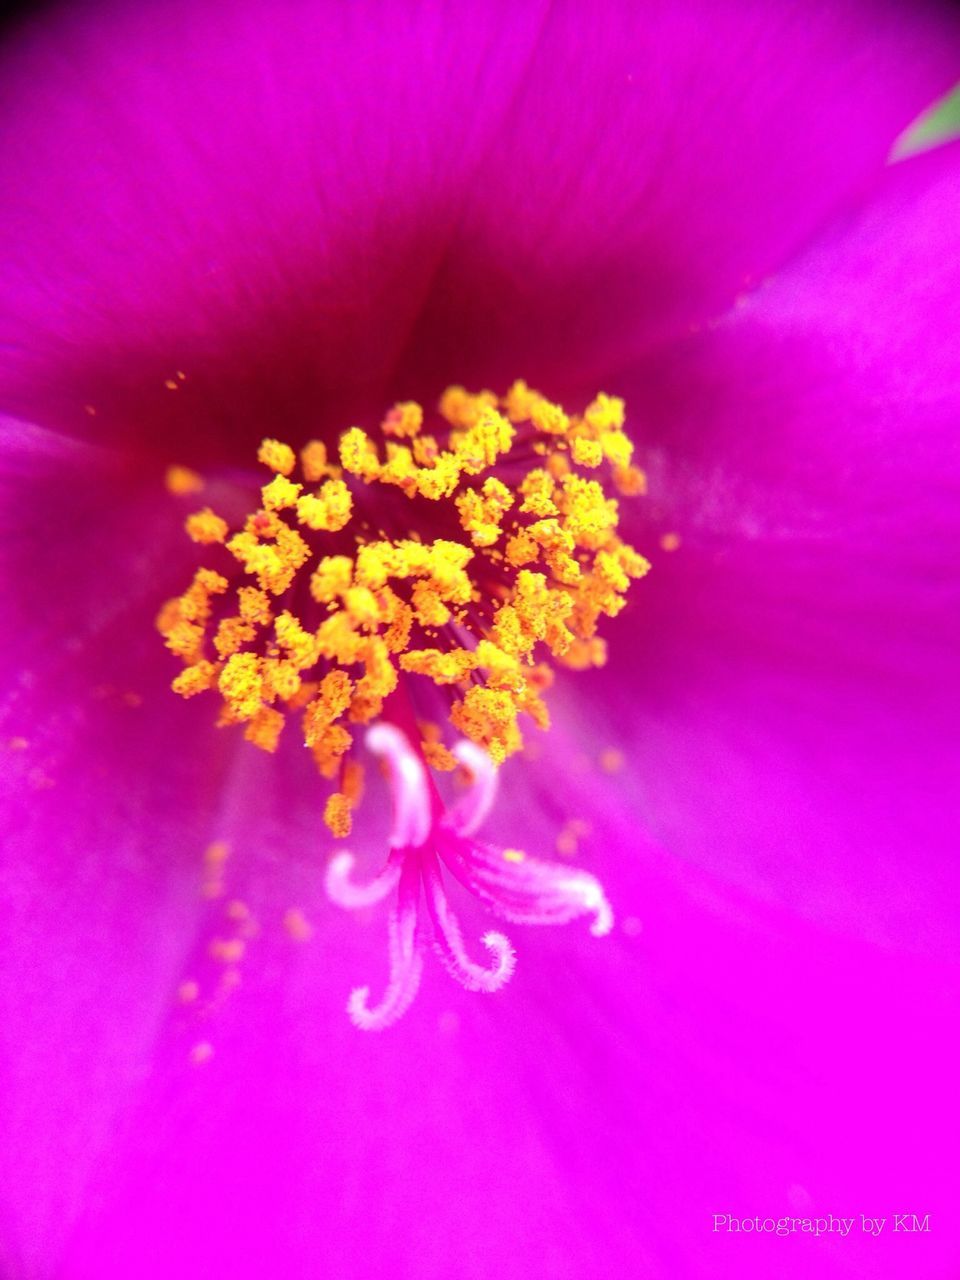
300,440 -> 333,482
257,438 -> 297,477
185,508 -> 229,544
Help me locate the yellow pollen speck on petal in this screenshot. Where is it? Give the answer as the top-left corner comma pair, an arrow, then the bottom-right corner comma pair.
161,382 -> 649,791
166,465 -> 205,495
660,531 -> 682,552
503,848 -> 526,864
556,817 -> 591,857
225,899 -> 255,927
283,908 -> 314,942
324,791 -> 353,838
204,840 -> 230,868
202,840 -> 231,899
599,747 -> 624,774
209,937 -> 246,964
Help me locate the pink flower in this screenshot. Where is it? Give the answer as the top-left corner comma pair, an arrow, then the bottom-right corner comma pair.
1,2 -> 958,1278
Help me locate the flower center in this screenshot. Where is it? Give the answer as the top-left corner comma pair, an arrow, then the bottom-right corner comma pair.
159,381 -> 649,835
158,383 -> 648,1027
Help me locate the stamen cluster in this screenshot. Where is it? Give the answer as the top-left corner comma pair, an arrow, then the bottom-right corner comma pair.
158,383 -> 649,836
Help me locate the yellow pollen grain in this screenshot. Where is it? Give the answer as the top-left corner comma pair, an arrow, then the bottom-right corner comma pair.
178,979 -> 200,1003
204,840 -> 230,868
209,937 -> 246,964
166,465 -> 205,495
503,848 -> 526,864
162,382 -> 648,792
202,839 -> 230,899
660,531 -> 682,552
599,747 -> 624,774
556,817 -> 591,857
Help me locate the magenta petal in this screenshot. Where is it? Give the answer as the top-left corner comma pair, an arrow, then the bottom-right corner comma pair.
0,0 -> 553,455
603,141 -> 960,950
42,814 -> 960,1280
1,5 -> 958,1277
400,0 -> 960,392
2,2 -> 958,456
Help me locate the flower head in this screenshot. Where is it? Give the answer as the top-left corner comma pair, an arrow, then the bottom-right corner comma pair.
159,384 -> 637,1022
2,2 -> 960,1278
